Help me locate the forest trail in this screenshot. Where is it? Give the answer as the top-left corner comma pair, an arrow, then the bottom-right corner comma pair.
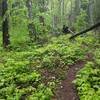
52,54 -> 93,100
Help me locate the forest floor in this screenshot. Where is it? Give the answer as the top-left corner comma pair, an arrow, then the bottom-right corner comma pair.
52,53 -> 93,100
0,35 -> 98,100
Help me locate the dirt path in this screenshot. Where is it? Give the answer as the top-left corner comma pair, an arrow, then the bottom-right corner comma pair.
52,60 -> 85,100
52,53 -> 93,100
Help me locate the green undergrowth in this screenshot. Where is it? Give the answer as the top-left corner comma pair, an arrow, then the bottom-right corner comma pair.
0,34 -> 97,99
74,48 -> 100,100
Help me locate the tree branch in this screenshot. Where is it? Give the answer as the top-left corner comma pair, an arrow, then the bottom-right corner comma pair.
69,22 -> 100,39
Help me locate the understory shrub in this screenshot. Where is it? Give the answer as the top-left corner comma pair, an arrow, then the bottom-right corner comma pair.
0,35 -> 95,99
74,48 -> 100,100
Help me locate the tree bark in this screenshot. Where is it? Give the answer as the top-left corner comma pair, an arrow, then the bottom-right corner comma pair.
2,0 -> 10,48
26,0 -> 36,41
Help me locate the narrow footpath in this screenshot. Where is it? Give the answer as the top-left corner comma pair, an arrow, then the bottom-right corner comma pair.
52,54 -> 93,100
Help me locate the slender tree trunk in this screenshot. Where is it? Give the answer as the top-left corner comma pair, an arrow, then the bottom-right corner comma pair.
26,0 -> 34,40
0,2 -> 2,16
2,0 -> 10,48
88,0 -> 94,25
51,0 -> 56,34
61,0 -> 65,26
68,0 -> 73,27
74,0 -> 81,18
39,0 -> 45,33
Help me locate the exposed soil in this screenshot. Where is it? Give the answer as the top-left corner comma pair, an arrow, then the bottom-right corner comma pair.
52,60 -> 85,100
52,54 -> 93,100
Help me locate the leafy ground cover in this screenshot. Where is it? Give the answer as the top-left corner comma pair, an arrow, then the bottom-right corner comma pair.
0,34 -> 99,100
74,48 -> 100,100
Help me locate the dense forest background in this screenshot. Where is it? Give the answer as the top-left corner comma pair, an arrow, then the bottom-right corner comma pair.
0,0 -> 100,100
0,0 -> 100,48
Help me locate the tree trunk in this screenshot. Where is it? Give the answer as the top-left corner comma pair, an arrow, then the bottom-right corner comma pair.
61,0 -> 65,26
2,0 -> 10,48
26,0 -> 35,41
88,0 -> 94,25
39,0 -> 46,33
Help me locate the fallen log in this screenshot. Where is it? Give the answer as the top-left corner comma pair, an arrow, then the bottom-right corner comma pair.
69,22 -> 100,39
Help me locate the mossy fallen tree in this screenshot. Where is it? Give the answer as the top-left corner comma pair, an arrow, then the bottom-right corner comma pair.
70,22 -> 100,39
